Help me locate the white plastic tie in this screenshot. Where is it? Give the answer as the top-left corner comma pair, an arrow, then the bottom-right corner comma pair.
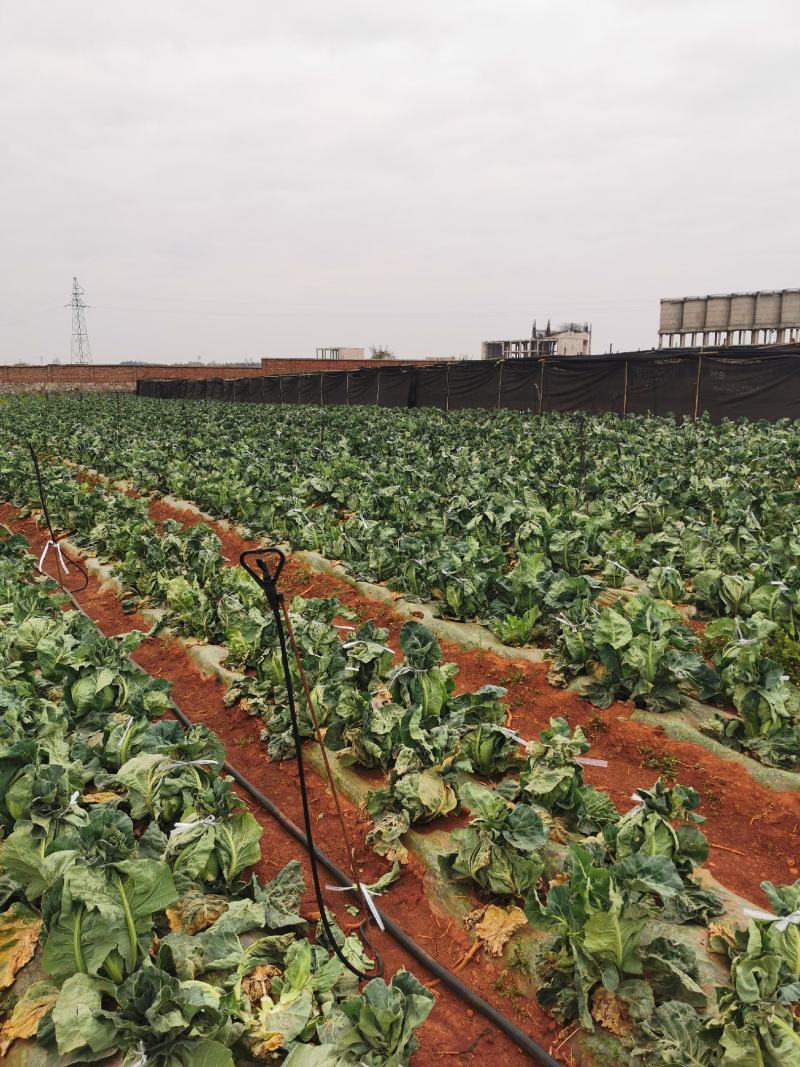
341,641 -> 394,653
60,790 -> 81,816
130,1042 -> 148,1067
358,883 -> 385,931
326,882 -> 386,931
576,756 -> 609,768
495,726 -> 528,747
169,815 -> 216,839
334,624 -> 356,631
38,539 -> 69,575
167,759 -> 220,769
742,907 -> 800,933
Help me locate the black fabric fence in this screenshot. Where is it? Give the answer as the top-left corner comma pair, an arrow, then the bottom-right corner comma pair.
136,344 -> 800,421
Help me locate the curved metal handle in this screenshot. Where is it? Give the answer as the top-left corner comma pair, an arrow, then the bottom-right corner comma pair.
240,547 -> 286,605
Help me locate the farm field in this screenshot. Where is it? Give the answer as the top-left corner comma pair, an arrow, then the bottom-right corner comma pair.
1,392 -> 799,1066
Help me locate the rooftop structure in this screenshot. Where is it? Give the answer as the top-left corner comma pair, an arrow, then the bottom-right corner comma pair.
315,347 -> 365,359
659,290 -> 800,348
481,321 -> 591,360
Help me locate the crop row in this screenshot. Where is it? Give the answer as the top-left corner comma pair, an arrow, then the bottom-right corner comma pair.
1,396 -> 798,769
4,444 -> 800,1060
0,531 -> 433,1066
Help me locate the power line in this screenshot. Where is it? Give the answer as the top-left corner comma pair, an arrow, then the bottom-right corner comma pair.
66,277 -> 92,364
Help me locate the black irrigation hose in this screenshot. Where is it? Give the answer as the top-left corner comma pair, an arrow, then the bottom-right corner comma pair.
239,547 -> 373,982
52,568 -> 564,1066
27,444 -> 89,593
168,698 -> 563,1067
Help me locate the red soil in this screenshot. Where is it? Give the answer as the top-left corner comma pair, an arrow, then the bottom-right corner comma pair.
140,495 -> 800,906
6,486 -> 800,1063
1,503 -> 556,1066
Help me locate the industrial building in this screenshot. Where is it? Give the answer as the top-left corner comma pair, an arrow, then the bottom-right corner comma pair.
481,322 -> 591,360
315,346 -> 365,359
658,289 -> 800,348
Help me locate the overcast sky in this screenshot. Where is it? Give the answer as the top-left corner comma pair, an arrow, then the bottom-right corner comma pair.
1,1 -> 798,363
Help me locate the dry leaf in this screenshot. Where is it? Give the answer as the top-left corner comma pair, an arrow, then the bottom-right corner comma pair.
708,922 -> 737,952
0,981 -> 58,1055
241,965 -> 282,1008
591,987 -> 633,1037
166,888 -> 229,935
246,1027 -> 285,1057
82,791 -> 122,804
469,904 -> 528,957
370,686 -> 393,712
0,905 -> 43,990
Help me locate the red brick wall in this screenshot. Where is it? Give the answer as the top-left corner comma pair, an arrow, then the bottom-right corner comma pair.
0,364 -> 269,393
0,358 -> 452,393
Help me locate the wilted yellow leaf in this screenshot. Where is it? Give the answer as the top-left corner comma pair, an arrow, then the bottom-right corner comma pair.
246,1027 -> 285,1057
468,904 -> 527,957
82,791 -> 122,804
0,905 -> 43,990
166,888 -> 229,935
241,964 -> 282,1008
0,981 -> 58,1055
591,987 -> 633,1037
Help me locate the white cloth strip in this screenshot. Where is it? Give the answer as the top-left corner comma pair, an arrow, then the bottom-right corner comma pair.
167,758 -> 220,768
38,539 -> 70,574
129,1042 -> 148,1067
495,726 -> 528,746
60,790 -> 81,816
325,882 -> 386,932
576,756 -> 609,768
169,815 -> 216,839
742,907 -> 800,933
358,883 -> 385,931
341,641 -> 394,653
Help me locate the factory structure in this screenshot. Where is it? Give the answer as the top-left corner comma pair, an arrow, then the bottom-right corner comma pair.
481,321 -> 592,360
315,346 -> 365,360
658,289 -> 800,349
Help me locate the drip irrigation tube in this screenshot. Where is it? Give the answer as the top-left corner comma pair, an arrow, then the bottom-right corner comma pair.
168,696 -> 563,1067
47,578 -> 565,1066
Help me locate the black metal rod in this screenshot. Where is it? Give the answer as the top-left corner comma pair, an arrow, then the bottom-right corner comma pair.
45,544 -> 564,1065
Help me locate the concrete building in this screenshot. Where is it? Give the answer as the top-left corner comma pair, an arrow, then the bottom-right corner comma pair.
481,322 -> 591,360
315,346 -> 365,359
658,290 -> 800,348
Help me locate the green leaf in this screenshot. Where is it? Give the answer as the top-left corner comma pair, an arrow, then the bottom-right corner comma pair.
595,608 -> 633,651
582,904 -> 644,977
51,973 -> 118,1058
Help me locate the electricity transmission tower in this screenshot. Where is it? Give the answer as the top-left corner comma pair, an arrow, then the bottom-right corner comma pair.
67,276 -> 92,364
